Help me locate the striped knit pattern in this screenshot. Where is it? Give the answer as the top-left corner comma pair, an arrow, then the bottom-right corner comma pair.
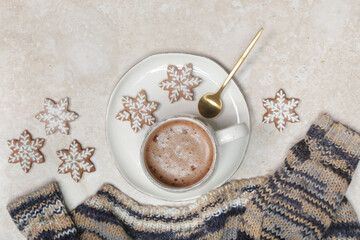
7,114 -> 360,240
251,114 -> 360,239
71,178 -> 263,240
7,182 -> 78,240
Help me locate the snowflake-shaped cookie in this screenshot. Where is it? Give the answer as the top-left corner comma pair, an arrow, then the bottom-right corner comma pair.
116,90 -> 159,133
159,63 -> 202,103
7,130 -> 45,173
35,97 -> 78,135
57,140 -> 95,182
262,89 -> 300,132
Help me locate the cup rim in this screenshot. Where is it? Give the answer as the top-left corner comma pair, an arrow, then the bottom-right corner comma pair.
140,115 -> 218,192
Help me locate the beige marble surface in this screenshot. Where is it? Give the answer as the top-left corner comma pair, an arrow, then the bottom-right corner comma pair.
1,0 -> 360,238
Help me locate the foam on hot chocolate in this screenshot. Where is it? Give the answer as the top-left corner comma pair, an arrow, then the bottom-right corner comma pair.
144,120 -> 214,188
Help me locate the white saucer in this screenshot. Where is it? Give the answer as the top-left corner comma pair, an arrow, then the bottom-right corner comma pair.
106,53 -> 250,201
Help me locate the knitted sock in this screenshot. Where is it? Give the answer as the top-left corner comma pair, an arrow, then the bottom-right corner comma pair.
7,182 -> 78,240
70,178 -> 264,240
257,114 -> 360,239
323,197 -> 360,239
6,114 -> 360,240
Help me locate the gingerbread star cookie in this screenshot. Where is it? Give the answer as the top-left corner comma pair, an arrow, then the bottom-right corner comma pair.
57,140 -> 95,182
8,130 -> 45,173
262,89 -> 300,132
159,63 -> 202,103
35,97 -> 78,135
116,90 -> 159,133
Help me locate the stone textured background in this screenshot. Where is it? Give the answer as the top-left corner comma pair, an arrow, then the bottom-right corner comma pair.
0,0 -> 359,238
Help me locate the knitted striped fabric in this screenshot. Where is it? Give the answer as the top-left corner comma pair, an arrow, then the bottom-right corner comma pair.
7,114 -> 360,240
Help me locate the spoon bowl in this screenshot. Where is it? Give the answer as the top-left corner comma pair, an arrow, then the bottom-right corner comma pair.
198,93 -> 223,118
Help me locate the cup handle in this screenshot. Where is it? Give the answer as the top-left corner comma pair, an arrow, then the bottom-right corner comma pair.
215,123 -> 249,145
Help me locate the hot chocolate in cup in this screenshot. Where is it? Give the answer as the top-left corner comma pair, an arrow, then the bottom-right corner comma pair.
140,115 -> 248,191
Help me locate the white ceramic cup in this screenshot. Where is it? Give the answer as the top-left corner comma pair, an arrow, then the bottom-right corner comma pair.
140,115 -> 248,191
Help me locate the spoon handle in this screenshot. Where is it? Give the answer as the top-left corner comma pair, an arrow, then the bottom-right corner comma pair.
217,28 -> 263,95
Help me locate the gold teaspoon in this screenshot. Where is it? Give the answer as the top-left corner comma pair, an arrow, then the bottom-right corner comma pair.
198,28 -> 263,118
